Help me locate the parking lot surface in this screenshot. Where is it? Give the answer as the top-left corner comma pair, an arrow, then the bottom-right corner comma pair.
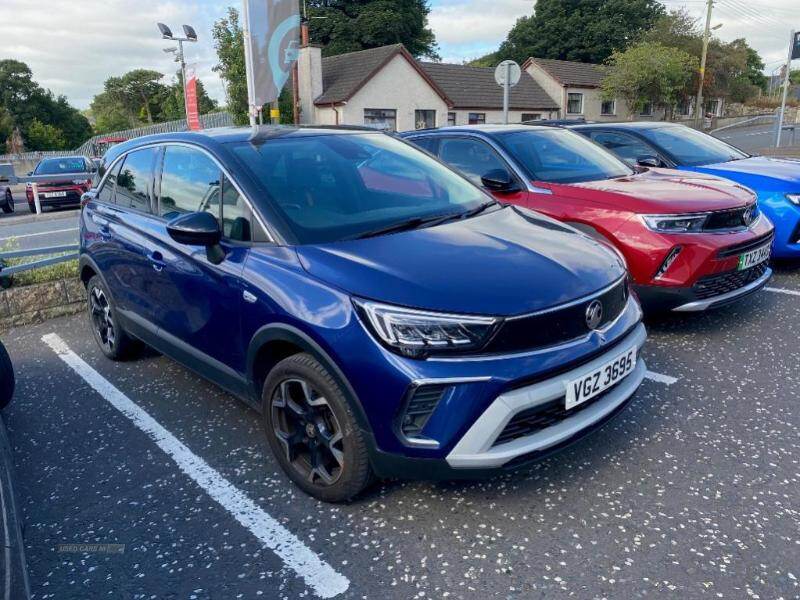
4,266 -> 800,599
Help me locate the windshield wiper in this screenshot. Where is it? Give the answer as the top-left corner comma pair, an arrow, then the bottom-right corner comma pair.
421,201 -> 499,228
352,215 -> 449,240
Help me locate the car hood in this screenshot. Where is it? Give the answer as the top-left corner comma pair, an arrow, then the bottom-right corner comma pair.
296,206 -> 625,317
688,156 -> 800,188
541,167 -> 756,213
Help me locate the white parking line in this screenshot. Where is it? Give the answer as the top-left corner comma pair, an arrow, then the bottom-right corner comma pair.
645,370 -> 679,385
41,333 -> 350,599
0,227 -> 77,242
765,286 -> 800,297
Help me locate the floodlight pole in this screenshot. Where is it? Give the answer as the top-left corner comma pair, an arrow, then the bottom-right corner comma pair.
159,25 -> 197,127
776,30 -> 796,148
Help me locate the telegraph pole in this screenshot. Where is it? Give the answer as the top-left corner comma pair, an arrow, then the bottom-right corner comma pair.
695,0 -> 714,127
776,30 -> 797,147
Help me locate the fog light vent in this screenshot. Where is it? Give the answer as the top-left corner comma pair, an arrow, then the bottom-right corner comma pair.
654,246 -> 682,279
401,384 -> 447,439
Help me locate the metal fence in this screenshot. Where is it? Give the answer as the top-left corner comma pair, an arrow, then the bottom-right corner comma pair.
0,112 -> 236,164
0,244 -> 78,288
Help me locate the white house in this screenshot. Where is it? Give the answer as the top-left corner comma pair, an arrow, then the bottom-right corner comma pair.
296,44 -> 559,131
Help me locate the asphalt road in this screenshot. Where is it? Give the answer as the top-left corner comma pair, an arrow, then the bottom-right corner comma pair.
3,265 -> 800,599
713,123 -> 798,153
0,204 -> 78,252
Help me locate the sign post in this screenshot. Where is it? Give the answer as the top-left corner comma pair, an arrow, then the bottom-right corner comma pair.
494,60 -> 521,125
776,30 -> 800,148
242,0 -> 301,127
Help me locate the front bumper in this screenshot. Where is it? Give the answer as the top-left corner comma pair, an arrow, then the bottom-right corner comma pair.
445,323 -> 646,468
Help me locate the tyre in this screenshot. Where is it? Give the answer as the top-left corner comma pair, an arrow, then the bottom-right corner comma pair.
0,341 -> 14,409
86,275 -> 137,360
263,353 -> 373,503
2,190 -> 12,214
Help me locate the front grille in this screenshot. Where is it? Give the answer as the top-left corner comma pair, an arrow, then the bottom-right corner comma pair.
717,232 -> 774,258
493,381 -> 622,447
693,262 -> 769,300
400,384 -> 446,439
704,204 -> 757,231
482,279 -> 628,355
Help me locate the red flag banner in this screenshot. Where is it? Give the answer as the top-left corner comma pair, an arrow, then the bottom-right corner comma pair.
185,66 -> 201,131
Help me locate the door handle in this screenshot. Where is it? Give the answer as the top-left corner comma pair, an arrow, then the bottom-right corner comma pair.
148,251 -> 166,272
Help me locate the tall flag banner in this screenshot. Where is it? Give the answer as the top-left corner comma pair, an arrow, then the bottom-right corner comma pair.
792,31 -> 800,60
185,66 -> 201,131
243,0 -> 301,113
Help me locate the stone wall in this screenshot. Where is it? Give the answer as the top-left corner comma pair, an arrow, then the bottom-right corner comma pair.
0,278 -> 85,332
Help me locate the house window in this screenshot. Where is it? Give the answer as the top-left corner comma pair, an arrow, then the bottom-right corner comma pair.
600,99 -> 616,116
521,113 -> 541,122
415,110 -> 436,130
364,108 -> 397,131
676,100 -> 691,116
640,102 -> 653,116
447,112 -> 456,126
468,113 -> 486,125
706,99 -> 720,116
567,93 -> 583,115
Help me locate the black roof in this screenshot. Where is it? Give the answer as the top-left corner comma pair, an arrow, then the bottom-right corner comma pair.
404,124 -> 554,137
420,62 -> 559,111
528,58 -> 606,88
567,121 -> 679,130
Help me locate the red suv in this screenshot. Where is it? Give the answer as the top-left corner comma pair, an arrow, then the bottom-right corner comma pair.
26,156 -> 94,213
404,125 -> 774,311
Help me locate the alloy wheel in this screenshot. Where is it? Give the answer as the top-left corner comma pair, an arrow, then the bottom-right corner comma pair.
271,378 -> 345,486
89,286 -> 116,352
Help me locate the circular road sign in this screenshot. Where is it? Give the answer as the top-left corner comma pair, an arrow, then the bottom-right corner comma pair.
495,60 -> 522,87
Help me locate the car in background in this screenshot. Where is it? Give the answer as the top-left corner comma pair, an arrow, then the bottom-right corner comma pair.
404,125 -> 774,312
26,156 -> 95,213
1,186 -> 13,214
80,126 -> 646,502
568,122 -> 800,259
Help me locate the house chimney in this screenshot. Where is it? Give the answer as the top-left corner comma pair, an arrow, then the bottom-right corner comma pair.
297,39 -> 323,125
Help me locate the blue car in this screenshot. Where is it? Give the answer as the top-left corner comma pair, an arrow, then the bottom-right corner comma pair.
570,122 -> 800,258
79,126 -> 646,502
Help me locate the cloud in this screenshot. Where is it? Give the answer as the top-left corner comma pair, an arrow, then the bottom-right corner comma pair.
0,0 -> 227,109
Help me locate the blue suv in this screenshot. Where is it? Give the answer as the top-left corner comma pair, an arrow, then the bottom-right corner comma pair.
79,127 -> 646,502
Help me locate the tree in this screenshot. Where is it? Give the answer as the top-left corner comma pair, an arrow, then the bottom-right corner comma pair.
306,0 -> 439,59
26,118 -> 67,150
0,59 -> 91,149
602,42 -> 698,119
91,70 -> 170,129
495,0 -> 664,65
212,7 -> 249,125
161,73 -> 219,122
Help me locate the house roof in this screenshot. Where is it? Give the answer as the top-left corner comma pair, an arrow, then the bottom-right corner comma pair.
526,58 -> 606,88
420,62 -> 559,111
314,44 -> 451,106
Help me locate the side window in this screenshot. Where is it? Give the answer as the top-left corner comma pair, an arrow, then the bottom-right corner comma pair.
97,158 -> 124,204
590,131 -> 654,164
159,146 -> 221,220
115,148 -> 155,212
221,176 -> 253,242
408,136 -> 439,155
438,137 -> 508,186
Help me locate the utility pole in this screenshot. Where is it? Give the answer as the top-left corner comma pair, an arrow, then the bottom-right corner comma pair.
776,30 -> 796,148
695,0 -> 714,128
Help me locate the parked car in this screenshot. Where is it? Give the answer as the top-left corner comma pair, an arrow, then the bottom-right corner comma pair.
568,122 -> 800,259
404,125 -> 775,312
80,127 -> 647,502
26,155 -> 95,213
1,186 -> 13,214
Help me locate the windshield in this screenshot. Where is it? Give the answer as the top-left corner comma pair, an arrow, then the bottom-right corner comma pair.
34,157 -> 88,175
230,133 -> 489,244
498,129 -> 633,184
638,126 -> 748,166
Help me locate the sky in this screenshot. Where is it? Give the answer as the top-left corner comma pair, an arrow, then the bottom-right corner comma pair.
0,0 -> 797,111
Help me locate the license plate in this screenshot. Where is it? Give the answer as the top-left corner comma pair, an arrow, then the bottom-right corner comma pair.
738,243 -> 771,270
564,347 -> 636,411
43,191 -> 67,198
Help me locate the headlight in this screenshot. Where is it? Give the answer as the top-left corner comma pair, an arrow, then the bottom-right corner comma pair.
787,194 -> 800,205
641,214 -> 708,233
355,300 -> 499,357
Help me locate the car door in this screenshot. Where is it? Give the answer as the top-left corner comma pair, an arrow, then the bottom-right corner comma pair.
434,136 -> 529,206
89,146 -> 165,340
146,144 -> 251,394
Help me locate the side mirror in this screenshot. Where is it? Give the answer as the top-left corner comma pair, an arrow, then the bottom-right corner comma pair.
80,190 -> 96,208
26,171 -> 32,176
167,211 -> 225,263
636,155 -> 661,168
481,169 -> 520,193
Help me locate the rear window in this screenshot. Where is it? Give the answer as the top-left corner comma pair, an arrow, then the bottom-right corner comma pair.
34,157 -> 87,175
229,133 -> 487,245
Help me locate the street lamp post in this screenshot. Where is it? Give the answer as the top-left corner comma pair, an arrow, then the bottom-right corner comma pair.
157,23 -> 198,125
